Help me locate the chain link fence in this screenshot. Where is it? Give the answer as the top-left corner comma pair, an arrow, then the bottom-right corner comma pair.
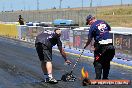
0,8 -> 96,26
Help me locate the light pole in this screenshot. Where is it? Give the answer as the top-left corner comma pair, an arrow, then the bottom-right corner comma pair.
59,0 -> 62,9
2,2 -> 5,12
10,1 -> 13,11
37,0 -> 39,10
121,0 -> 122,6
90,0 -> 92,7
23,0 -> 26,11
82,0 -> 83,9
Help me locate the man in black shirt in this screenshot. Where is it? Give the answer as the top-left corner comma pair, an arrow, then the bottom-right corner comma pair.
18,15 -> 24,25
35,28 -> 71,83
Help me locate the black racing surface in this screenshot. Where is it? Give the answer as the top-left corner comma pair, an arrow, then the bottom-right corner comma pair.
0,37 -> 131,88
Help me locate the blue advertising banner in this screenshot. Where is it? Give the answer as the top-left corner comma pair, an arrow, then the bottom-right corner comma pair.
61,29 -> 70,41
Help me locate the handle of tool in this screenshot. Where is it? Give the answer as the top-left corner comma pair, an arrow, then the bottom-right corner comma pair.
70,49 -> 85,74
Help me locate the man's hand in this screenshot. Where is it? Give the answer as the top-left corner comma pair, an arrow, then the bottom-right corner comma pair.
84,46 -> 87,49
90,46 -> 95,51
65,60 -> 72,65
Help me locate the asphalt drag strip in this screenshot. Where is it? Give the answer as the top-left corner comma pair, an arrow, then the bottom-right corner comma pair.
0,37 -> 131,88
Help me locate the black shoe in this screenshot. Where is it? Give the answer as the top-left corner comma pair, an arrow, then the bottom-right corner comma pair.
44,78 -> 49,83
48,77 -> 58,84
102,78 -> 109,80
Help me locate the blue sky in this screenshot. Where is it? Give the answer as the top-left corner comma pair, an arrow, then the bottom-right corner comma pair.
0,0 -> 132,11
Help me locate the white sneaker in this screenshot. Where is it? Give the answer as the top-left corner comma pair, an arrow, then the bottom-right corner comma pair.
48,77 -> 58,84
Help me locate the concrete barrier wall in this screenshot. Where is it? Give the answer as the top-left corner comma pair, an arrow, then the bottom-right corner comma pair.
17,26 -> 132,61
0,23 -> 18,38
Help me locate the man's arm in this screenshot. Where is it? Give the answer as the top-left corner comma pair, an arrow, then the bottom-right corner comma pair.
84,27 -> 94,49
58,47 -> 71,64
107,24 -> 111,31
57,39 -> 71,64
84,36 -> 92,49
58,47 -> 67,60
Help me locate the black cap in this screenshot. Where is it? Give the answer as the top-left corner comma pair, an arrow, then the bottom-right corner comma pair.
86,15 -> 94,25
86,15 -> 93,21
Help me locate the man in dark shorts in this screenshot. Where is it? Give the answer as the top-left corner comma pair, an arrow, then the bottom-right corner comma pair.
35,28 -> 71,83
84,15 -> 115,79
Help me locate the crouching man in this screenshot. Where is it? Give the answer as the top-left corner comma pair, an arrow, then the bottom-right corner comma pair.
35,28 -> 71,83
